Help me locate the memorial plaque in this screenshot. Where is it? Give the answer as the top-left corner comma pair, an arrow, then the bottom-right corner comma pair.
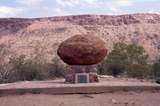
75,73 -> 89,83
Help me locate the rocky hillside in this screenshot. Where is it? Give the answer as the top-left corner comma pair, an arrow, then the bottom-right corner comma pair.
0,13 -> 160,62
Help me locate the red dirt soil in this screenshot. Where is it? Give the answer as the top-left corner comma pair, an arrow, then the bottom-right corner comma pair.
0,91 -> 160,106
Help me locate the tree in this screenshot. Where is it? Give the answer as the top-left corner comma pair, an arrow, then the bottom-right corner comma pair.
103,42 -> 149,77
106,43 -> 128,65
126,44 -> 148,64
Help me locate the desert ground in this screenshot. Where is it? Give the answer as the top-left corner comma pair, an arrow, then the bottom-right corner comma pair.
0,77 -> 160,106
0,91 -> 160,106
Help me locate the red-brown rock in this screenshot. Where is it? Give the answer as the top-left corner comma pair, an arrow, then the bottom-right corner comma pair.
57,34 -> 107,65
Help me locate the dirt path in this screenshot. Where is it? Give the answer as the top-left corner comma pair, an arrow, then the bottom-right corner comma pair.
0,91 -> 160,106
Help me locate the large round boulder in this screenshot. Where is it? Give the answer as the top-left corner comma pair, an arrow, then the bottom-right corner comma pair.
57,34 -> 107,65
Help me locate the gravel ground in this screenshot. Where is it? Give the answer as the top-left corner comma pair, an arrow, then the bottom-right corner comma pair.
0,91 -> 160,106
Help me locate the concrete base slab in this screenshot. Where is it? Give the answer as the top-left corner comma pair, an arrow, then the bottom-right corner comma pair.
0,77 -> 160,96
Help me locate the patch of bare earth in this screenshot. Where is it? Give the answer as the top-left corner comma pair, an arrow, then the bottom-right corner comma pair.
0,91 -> 160,106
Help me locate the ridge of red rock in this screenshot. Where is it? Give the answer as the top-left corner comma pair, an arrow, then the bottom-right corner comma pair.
0,13 -> 159,62
0,13 -> 160,35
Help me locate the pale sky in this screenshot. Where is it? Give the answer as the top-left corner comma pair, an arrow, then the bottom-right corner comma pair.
0,0 -> 160,18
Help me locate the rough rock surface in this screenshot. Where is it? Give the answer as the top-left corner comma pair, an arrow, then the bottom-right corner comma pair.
57,34 -> 107,65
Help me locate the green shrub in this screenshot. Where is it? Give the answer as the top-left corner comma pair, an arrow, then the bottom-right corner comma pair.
153,60 -> 160,83
16,61 -> 47,81
9,55 -> 48,81
0,63 -> 14,83
100,42 -> 150,78
127,64 -> 151,79
106,63 -> 126,77
96,61 -> 107,75
48,57 -> 67,78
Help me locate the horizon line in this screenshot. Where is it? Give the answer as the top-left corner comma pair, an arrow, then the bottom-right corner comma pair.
0,12 -> 159,19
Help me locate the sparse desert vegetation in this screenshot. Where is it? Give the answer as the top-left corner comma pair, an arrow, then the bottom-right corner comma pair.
0,42 -> 159,84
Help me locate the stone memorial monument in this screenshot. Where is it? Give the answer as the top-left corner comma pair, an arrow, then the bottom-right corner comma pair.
57,34 -> 107,83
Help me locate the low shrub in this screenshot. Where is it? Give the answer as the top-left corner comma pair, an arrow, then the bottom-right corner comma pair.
106,63 -> 126,77
48,57 -> 67,78
153,60 -> 160,83
0,63 -> 14,83
127,64 -> 151,79
9,55 -> 48,81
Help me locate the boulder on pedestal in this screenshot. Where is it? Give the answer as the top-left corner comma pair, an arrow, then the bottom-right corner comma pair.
57,34 -> 107,65
57,34 -> 107,83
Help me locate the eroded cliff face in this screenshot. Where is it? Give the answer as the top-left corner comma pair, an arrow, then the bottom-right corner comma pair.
0,13 -> 159,62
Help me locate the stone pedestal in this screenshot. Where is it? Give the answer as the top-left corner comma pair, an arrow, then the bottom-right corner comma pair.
65,65 -> 99,83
